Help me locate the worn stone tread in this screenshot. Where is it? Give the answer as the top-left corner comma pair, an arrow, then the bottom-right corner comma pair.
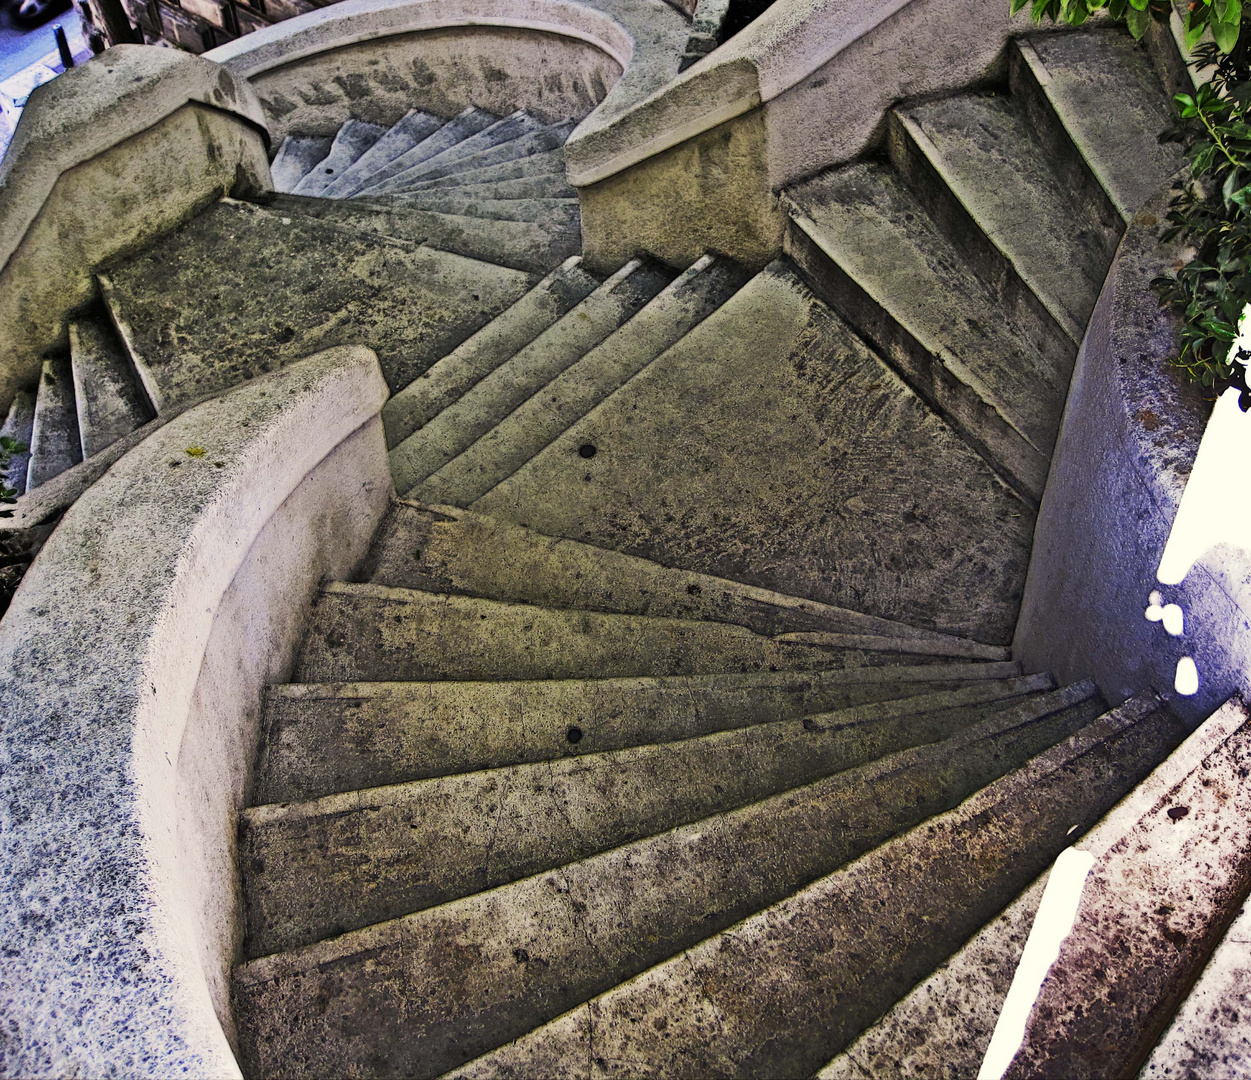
380,193 -> 581,226
100,199 -> 535,408
350,107 -> 498,194
26,357 -> 81,490
395,149 -> 567,193
450,696 -> 1186,1080
242,677 -> 1052,957
68,317 -> 151,458
292,119 -> 388,198
470,261 -> 1034,645
295,581 -> 968,684
783,161 -> 1068,489
365,500 -> 1010,654
1016,30 -> 1184,220
399,172 -> 577,202
257,661 -> 1028,804
264,193 -> 580,275
321,110 -> 445,198
0,389 -> 34,496
413,255 -> 750,506
269,133 -> 333,192
896,91 -> 1122,340
364,120 -> 573,193
233,684 -> 1107,1079
389,259 -> 671,493
381,257 -> 601,449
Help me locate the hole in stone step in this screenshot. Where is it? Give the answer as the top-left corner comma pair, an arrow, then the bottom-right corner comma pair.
565,725 -> 583,744
578,443 -> 597,459
275,326 -> 296,344
324,167 -> 334,174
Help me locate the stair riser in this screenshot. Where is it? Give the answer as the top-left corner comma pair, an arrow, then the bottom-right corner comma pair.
377,124 -> 574,190
27,358 -> 82,490
256,664 -> 1027,803
384,195 -> 580,226
1007,39 -> 1129,230
885,111 -> 1081,355
320,112 -> 445,198
293,120 -> 387,198
396,150 -> 566,193
784,219 -> 1048,504
233,696 -> 1104,1078
449,707 -> 1187,1079
241,684 -> 1042,955
355,109 -> 498,193
69,319 -> 152,458
0,390 -> 34,497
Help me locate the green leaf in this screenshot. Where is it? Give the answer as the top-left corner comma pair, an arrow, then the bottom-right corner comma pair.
1186,12 -> 1210,50
1126,4 -> 1152,36
1213,11 -> 1240,51
1011,0 -> 1031,15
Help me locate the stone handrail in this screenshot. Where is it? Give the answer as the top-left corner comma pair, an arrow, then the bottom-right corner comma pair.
0,44 -> 271,410
0,345 -> 391,1077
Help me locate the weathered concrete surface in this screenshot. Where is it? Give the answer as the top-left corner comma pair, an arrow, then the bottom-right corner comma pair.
397,148 -> 567,192
102,197 -> 535,410
898,92 -> 1122,343
291,119 -> 386,196
0,43 -> 271,410
372,124 -> 574,190
234,685 -> 1103,1078
296,581 -> 963,684
269,132 -> 333,191
266,192 -> 581,274
452,697 -> 1185,1079
474,262 -> 1035,645
321,109 -> 443,197
417,256 -> 751,505
389,193 -> 579,226
366,500 -> 1008,651
257,662 -> 1027,802
1003,698 -> 1251,1079
391,259 -> 671,493
25,357 -> 81,490
357,108 -> 499,193
1011,185 -> 1240,727
1013,30 -> 1184,221
242,678 -> 1047,956
0,389 -> 33,495
69,316 -> 152,458
382,257 -> 600,448
783,163 -> 1065,501
0,346 -> 389,1077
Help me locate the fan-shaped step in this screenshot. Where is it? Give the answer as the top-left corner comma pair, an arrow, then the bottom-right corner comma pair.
257,660 -> 1026,804
471,259 -> 1035,645
269,133 -> 334,192
68,316 -> 152,458
374,121 -> 575,190
389,257 -> 674,492
380,193 -> 580,225
241,675 -> 1052,957
320,109 -> 444,197
353,107 -> 500,193
99,199 -> 535,410
399,172 -> 576,202
449,693 -> 1184,1080
291,119 -> 387,197
409,254 -> 751,506
26,358 -> 81,490
295,581 -> 971,684
233,682 -> 1113,1078
396,147 -> 567,192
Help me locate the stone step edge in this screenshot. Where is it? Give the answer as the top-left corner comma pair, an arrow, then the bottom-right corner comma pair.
318,578 -> 1008,660
244,673 -> 1056,822
393,499 -> 1010,658
234,679 -> 1100,985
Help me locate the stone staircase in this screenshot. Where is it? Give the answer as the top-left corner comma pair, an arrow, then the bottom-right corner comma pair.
18,21 -> 1247,1077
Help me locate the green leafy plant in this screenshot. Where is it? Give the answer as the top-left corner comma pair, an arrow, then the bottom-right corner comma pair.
1009,0 -> 1173,41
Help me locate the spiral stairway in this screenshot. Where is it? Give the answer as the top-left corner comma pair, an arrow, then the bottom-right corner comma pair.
19,20 -> 1251,1078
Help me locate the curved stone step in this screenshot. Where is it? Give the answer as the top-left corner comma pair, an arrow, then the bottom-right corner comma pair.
894,91 -> 1122,342
395,148 -> 566,193
0,389 -> 34,497
26,357 -> 81,490
241,677 -> 1050,957
783,162 -> 1062,501
256,661 -> 1027,804
100,199 -> 535,408
353,107 -> 499,193
320,109 -> 445,198
265,193 -> 581,275
389,259 -> 672,493
450,694 -> 1185,1080
410,254 -> 751,507
233,683 -> 1106,1078
398,172 -> 576,202
269,133 -> 334,192
470,260 -> 1035,646
68,316 -> 151,458
382,194 -> 580,226
381,256 -> 602,449
295,581 -> 970,684
1011,30 -> 1184,222
292,119 -> 387,197
364,500 -> 1011,654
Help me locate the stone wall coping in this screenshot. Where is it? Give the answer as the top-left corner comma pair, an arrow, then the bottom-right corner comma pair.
0,45 -> 267,276
205,0 -> 689,183
0,345 -> 389,1077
